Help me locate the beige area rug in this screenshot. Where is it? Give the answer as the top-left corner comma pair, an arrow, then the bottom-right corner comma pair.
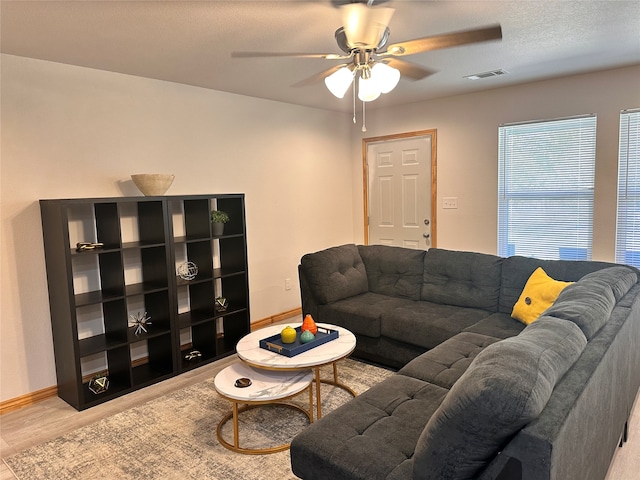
4,359 -> 394,480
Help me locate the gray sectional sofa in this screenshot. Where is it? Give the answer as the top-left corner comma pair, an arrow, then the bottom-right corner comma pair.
290,244 -> 640,480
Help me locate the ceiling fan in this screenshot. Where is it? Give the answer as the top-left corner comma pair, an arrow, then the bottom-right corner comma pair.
232,0 -> 501,128
231,0 -> 502,101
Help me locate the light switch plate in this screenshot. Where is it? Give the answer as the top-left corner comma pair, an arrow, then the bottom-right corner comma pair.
443,197 -> 458,209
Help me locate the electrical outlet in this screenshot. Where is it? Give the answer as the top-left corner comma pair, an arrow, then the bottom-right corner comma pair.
443,197 -> 458,209
285,278 -> 292,291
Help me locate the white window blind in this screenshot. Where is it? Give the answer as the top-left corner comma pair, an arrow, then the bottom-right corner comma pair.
498,115 -> 596,260
615,108 -> 640,268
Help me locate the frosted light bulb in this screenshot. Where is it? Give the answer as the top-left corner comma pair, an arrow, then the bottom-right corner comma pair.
325,67 -> 354,99
358,75 -> 381,102
371,62 -> 400,94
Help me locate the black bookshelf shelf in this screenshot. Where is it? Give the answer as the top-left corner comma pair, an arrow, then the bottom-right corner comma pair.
40,194 -> 250,410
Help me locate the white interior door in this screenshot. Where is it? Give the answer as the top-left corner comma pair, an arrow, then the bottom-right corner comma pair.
366,133 -> 434,249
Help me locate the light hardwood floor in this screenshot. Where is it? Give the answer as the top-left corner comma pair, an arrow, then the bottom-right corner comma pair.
1,355 -> 639,479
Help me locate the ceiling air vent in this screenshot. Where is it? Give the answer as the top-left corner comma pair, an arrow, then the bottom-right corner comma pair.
464,69 -> 509,80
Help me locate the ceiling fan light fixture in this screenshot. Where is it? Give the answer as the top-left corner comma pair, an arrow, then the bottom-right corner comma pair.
358,74 -> 381,102
371,62 -> 400,93
342,4 -> 395,49
325,66 -> 355,98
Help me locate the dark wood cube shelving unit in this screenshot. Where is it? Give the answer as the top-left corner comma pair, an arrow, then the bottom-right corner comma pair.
40,194 -> 250,410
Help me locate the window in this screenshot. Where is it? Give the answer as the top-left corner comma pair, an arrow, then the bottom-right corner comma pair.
615,108 -> 640,268
498,115 -> 596,260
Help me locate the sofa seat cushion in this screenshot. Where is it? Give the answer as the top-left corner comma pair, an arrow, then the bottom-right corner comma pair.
412,317 -> 587,480
290,375 -> 448,480
463,312 -> 525,339
358,244 -> 426,300
381,302 -> 493,350
318,293 -> 412,338
421,248 -> 503,311
398,332 -> 501,389
300,244 -> 368,304
545,266 -> 637,339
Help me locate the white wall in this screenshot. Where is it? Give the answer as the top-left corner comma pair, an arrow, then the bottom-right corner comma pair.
2,54 -> 639,403
0,54 -> 354,402
351,65 -> 640,259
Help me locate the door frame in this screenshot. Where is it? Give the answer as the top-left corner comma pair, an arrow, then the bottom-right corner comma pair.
362,129 -> 437,247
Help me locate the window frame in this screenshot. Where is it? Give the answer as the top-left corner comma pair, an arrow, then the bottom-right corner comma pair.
615,108 -> 640,268
497,114 -> 597,260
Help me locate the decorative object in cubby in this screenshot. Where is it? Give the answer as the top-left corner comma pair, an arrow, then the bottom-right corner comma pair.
184,350 -> 202,362
177,261 -> 199,281
88,373 -> 109,395
215,296 -> 229,312
75,242 -> 104,252
131,173 -> 175,196
129,311 -> 152,336
210,209 -> 229,236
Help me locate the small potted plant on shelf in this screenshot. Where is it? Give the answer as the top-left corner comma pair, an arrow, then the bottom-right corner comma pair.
210,210 -> 229,236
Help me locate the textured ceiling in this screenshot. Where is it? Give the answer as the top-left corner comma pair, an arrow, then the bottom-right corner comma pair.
2,1 -> 639,112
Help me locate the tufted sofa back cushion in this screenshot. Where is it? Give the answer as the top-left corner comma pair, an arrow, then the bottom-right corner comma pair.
544,266 -> 638,339
358,244 -> 426,300
300,244 -> 368,304
413,317 -> 587,480
421,248 -> 503,311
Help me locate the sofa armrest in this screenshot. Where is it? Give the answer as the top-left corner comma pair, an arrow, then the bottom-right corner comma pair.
299,244 -> 369,304
477,454 -> 522,480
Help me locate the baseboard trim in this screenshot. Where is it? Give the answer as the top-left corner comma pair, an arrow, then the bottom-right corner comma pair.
0,307 -> 303,414
251,307 -> 302,330
0,385 -> 58,415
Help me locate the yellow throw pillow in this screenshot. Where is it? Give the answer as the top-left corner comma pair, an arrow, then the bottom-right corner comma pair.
512,267 -> 573,325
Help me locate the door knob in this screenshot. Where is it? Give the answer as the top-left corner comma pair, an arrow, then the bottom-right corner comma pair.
423,232 -> 430,239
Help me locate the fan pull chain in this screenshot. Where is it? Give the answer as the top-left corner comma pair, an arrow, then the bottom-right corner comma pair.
352,83 -> 357,124
362,100 -> 367,132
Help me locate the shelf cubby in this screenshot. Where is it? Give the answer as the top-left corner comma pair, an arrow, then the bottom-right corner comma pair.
95,203 -> 121,249
130,334 -> 174,385
217,311 -> 249,356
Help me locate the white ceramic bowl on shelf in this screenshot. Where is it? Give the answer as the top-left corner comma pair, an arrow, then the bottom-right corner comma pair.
131,174 -> 175,196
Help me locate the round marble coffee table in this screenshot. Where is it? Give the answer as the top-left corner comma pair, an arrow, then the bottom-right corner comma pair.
236,323 -> 357,419
214,362 -> 313,454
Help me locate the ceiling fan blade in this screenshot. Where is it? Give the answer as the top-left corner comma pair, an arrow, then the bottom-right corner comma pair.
341,3 -> 395,49
384,24 -> 502,56
331,0 -> 391,6
231,51 -> 349,60
383,58 -> 435,81
291,64 -> 350,88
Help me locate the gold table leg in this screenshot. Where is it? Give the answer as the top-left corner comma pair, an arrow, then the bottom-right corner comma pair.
233,401 -> 240,448
315,366 -> 322,419
216,384 -> 314,455
313,361 -> 358,420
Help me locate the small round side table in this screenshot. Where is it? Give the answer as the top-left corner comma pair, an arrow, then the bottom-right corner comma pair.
214,362 -> 313,455
236,323 -> 357,419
